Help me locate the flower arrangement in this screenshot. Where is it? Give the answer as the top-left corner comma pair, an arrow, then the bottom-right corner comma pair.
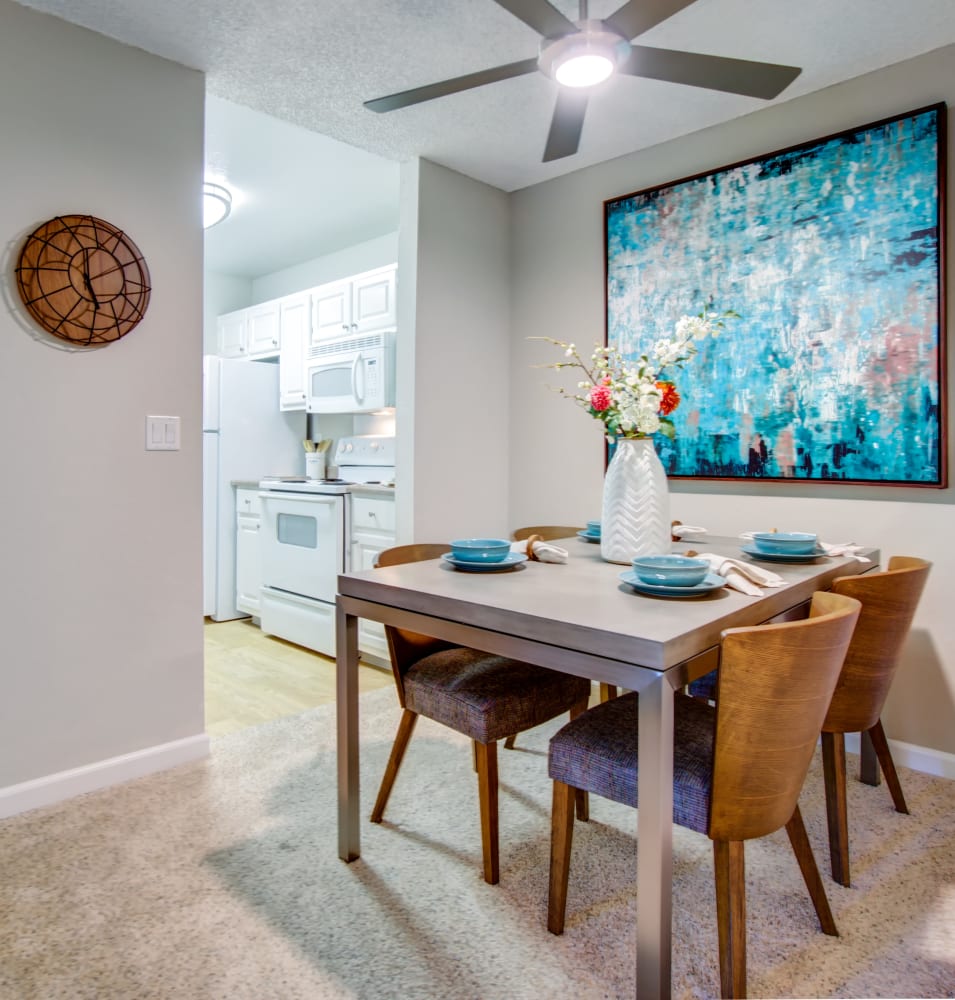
533,308 -> 738,441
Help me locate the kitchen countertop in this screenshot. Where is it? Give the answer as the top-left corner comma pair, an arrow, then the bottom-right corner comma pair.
231,479 -> 394,496
231,480 -> 263,490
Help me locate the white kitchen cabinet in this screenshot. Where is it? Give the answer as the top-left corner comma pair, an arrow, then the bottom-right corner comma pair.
351,493 -> 396,662
278,293 -> 310,410
235,488 -> 263,616
217,309 -> 248,358
246,301 -> 281,358
308,264 -> 396,348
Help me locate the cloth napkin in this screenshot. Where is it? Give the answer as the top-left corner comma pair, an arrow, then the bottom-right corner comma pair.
696,553 -> 786,596
670,523 -> 708,540
510,536 -> 568,564
818,542 -> 872,564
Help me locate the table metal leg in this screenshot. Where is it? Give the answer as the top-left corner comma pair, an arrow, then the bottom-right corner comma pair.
859,728 -> 881,786
336,602 -> 361,862
636,675 -> 674,999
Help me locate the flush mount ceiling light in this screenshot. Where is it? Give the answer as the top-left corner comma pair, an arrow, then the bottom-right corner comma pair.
203,181 -> 232,229
538,22 -> 630,89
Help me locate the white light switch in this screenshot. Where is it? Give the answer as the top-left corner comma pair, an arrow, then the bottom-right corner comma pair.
145,415 -> 181,451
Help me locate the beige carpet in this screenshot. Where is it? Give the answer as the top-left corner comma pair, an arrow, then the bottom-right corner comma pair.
1,687 -> 954,1000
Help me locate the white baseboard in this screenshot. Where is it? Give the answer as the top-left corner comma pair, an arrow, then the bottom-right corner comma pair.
845,732 -> 955,781
0,734 -> 210,820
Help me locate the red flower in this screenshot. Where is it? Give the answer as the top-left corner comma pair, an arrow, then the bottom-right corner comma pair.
590,383 -> 612,412
657,381 -> 680,415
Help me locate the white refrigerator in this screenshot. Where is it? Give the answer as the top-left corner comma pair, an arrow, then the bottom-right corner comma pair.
203,355 -> 305,621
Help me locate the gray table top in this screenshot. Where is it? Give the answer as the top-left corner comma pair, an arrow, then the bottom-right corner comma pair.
338,536 -> 879,672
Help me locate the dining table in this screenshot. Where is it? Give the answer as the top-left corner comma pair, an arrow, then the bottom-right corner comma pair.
335,534 -> 879,999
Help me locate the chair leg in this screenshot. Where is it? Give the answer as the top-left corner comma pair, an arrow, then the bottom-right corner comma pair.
599,683 -> 618,702
821,731 -> 851,887
370,709 -> 418,823
868,719 -> 909,814
548,779 -> 576,935
713,839 -> 747,999
784,804 -> 838,937
503,735 -> 517,750
474,740 -> 500,885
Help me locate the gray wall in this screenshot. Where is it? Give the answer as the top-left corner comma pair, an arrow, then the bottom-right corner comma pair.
510,45 -> 955,762
0,1 -> 206,808
397,159 -> 512,543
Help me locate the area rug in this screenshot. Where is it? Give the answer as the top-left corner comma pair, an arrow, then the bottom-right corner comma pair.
1,687 -> 953,999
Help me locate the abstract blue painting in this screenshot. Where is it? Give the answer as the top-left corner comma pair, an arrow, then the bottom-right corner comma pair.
605,104 -> 945,485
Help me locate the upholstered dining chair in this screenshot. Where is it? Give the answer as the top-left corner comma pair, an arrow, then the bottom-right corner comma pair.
820,555 -> 931,887
546,590 -> 861,999
371,543 -> 592,885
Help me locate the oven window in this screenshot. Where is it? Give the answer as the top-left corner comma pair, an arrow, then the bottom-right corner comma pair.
277,512 -> 318,549
311,364 -> 352,398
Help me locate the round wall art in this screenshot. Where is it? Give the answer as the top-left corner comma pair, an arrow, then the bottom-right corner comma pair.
15,214 -> 151,346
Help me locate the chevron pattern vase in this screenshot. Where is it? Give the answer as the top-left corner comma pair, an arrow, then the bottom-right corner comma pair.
600,437 -> 671,564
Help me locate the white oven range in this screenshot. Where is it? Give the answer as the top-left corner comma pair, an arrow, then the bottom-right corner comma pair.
257,435 -> 395,657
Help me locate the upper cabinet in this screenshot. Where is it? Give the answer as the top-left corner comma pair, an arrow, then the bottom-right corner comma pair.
217,309 -> 248,358
278,293 -> 310,411
246,302 -> 281,356
214,263 -> 396,410
217,301 -> 280,359
309,265 -> 396,348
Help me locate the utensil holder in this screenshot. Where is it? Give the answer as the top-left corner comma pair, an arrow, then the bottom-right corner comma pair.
305,452 -> 326,480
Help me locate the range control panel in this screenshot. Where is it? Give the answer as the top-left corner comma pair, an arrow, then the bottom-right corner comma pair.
335,435 -> 396,467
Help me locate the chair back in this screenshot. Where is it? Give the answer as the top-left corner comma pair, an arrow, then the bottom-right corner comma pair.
709,591 -> 861,842
375,544 -> 456,704
512,526 -> 582,541
823,556 -> 931,734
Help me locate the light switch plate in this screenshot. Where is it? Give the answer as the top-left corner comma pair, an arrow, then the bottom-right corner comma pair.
145,415 -> 181,451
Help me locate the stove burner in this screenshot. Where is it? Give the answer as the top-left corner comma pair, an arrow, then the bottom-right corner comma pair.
320,478 -> 346,484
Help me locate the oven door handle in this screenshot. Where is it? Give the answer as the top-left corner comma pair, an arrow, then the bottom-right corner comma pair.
351,352 -> 365,405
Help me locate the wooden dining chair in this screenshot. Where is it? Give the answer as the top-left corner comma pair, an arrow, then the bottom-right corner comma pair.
371,543 -> 592,885
546,591 -> 861,999
821,555 -> 931,887
511,525 -> 583,541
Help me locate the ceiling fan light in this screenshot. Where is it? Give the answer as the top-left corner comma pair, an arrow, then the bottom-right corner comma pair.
555,52 -> 614,88
203,181 -> 232,229
538,24 -> 631,91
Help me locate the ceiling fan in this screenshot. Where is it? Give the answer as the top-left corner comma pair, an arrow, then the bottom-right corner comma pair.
364,0 -> 801,163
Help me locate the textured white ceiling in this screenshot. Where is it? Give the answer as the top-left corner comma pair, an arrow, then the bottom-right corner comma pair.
14,0 -> 955,276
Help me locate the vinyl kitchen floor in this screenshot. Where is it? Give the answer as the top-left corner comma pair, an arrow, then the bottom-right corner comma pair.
204,617 -> 393,738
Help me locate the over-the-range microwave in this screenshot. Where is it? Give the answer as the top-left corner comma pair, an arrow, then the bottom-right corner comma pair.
305,329 -> 395,414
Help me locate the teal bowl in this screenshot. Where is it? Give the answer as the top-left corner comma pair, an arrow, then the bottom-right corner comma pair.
449,538 -> 512,563
752,532 -> 817,555
631,554 -> 709,587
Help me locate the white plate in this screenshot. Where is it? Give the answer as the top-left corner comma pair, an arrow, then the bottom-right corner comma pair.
441,552 -> 528,572
619,571 -> 726,597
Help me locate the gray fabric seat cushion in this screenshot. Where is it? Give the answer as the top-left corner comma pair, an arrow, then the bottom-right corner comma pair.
548,691 -> 715,834
403,648 -> 591,744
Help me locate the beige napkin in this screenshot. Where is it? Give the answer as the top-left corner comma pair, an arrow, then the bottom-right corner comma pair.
510,536 -> 568,564
670,523 -> 708,540
819,542 -> 872,563
696,552 -> 786,596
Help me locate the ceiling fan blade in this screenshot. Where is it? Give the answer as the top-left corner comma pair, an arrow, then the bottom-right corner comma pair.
604,0 -> 697,40
364,58 -> 539,113
543,89 -> 588,162
622,45 -> 802,99
493,0 -> 577,38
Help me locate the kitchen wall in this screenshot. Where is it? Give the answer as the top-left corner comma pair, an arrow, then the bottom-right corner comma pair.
509,45 -> 955,768
0,1 -> 206,813
203,272 -> 252,354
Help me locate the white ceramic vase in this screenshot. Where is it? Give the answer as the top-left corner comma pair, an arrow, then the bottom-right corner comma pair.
600,437 -> 671,564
